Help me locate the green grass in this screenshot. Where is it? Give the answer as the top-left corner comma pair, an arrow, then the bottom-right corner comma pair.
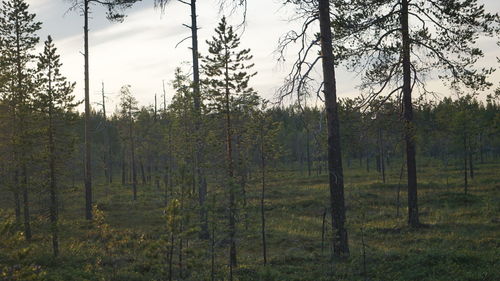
1,161 -> 499,281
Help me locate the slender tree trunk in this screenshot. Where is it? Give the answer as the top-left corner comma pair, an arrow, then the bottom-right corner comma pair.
318,0 -> 349,257
13,188 -> 21,223
378,128 -> 386,183
140,160 -> 146,185
121,146 -> 126,186
49,118 -> 59,256
396,161 -> 405,217
130,107 -> 137,200
224,46 -> 237,274
464,134 -> 468,195
84,0 -> 93,220
468,136 -> 474,180
168,232 -> 175,281
260,127 -> 267,265
236,134 -> 248,230
479,133 -> 484,164
22,164 -> 31,241
401,0 -> 419,227
306,128 -> 311,176
101,82 -> 112,185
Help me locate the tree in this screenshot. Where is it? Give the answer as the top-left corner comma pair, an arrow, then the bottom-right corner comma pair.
34,36 -> 77,256
67,0 -> 139,220
118,85 -> 138,200
333,0 -> 499,227
155,0 -> 211,239
250,100 -> 283,265
202,16 -> 257,278
0,0 -> 42,241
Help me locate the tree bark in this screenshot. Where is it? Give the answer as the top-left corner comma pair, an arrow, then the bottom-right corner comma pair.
189,0 -> 209,240
84,0 -> 93,220
401,0 -> 419,227
22,165 -> 31,241
48,65 -> 59,257
318,0 -> 349,257
468,136 -> 474,180
224,40 -> 237,273
130,105 -> 137,200
260,126 -> 267,265
464,133 -> 468,195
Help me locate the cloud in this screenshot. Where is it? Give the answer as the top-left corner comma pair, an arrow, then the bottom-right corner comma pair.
24,0 -> 500,113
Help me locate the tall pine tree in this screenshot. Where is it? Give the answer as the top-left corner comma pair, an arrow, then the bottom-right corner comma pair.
34,35 -> 77,256
0,0 -> 41,241
202,16 -> 257,280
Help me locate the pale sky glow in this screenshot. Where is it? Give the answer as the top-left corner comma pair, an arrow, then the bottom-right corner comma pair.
25,0 -> 500,112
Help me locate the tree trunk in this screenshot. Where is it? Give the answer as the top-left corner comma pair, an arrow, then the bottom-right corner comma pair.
130,107 -> 137,200
260,126 -> 267,265
140,160 -> 146,185
401,0 -> 419,227
224,44 -> 238,274
306,129 -> 311,176
379,129 -> 386,183
468,136 -> 474,180
189,0 -> 209,240
84,0 -> 93,220
22,165 -> 31,241
13,188 -> 21,223
48,101 -> 59,256
102,82 -> 112,185
463,134 -> 468,195
318,0 -> 349,257
121,146 -> 126,186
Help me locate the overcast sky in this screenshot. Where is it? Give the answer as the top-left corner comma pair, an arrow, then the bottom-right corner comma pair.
25,0 -> 500,112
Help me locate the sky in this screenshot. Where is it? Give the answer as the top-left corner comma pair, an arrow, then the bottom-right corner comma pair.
24,0 -> 500,113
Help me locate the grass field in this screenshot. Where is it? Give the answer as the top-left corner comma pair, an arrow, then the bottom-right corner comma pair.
1,160 -> 499,281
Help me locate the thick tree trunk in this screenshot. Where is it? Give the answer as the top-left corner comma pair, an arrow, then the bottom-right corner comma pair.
401,0 -> 419,227
189,0 -> 209,240
318,0 -> 349,257
84,0 -> 93,220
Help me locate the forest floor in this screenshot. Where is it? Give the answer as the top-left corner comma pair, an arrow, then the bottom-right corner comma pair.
1,160 -> 499,281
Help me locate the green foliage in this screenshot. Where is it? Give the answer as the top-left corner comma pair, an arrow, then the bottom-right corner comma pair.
0,211 -> 46,280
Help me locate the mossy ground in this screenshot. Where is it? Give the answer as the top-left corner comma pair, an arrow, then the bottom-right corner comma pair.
1,160 -> 499,281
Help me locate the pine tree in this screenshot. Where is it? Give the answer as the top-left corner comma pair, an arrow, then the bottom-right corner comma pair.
202,16 -> 257,279
118,85 -> 138,200
333,0 -> 499,227
0,0 -> 41,241
34,35 -> 77,257
67,0 -> 140,220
